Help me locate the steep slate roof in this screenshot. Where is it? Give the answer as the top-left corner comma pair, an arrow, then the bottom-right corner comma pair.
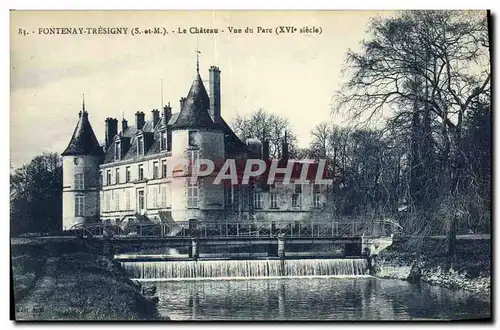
103,113 -> 181,164
62,111 -> 104,157
170,74 -> 222,131
102,70 -> 247,164
219,117 -> 246,155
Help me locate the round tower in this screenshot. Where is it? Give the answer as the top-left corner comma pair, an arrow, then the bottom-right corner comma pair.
170,68 -> 225,222
61,98 -> 104,230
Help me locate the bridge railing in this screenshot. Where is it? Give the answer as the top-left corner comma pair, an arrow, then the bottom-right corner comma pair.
71,219 -> 402,239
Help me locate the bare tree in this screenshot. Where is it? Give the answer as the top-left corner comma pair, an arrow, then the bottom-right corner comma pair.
334,10 -> 491,245
232,108 -> 298,158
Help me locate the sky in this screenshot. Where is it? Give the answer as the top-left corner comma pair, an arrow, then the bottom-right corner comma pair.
10,10 -> 397,169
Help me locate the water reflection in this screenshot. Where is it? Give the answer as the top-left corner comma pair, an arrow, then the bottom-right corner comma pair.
155,278 -> 490,320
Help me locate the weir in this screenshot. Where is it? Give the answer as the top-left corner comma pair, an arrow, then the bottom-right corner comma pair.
121,258 -> 369,280
70,220 -> 397,280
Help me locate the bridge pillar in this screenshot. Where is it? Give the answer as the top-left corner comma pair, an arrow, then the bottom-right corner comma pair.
102,237 -> 114,258
190,238 -> 199,261
361,235 -> 369,257
277,235 -> 286,259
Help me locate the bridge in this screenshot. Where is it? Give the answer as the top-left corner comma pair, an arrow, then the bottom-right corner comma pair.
68,219 -> 401,261
70,219 -> 402,239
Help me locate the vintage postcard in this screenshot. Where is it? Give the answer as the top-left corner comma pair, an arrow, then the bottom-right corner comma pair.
10,10 -> 491,321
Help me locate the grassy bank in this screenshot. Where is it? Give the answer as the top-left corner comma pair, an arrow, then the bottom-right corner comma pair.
376,237 -> 491,299
11,239 -> 166,321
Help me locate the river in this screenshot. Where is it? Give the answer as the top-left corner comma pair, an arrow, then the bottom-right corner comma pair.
152,277 -> 489,320
121,259 -> 490,320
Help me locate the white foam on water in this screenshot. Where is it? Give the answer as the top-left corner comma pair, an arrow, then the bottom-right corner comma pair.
130,274 -> 374,282
122,258 -> 370,281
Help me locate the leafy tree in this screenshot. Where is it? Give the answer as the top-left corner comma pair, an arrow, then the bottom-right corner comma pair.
10,153 -> 63,236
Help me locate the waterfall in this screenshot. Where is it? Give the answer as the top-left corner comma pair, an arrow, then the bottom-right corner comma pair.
122,259 -> 369,281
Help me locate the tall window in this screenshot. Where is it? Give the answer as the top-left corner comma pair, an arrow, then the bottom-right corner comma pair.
313,194 -> 321,208
253,191 -> 263,209
161,186 -> 166,207
162,159 -> 167,178
292,183 -> 302,207
187,180 -> 198,208
153,161 -> 159,179
74,174 -> 84,190
105,192 -> 110,211
233,186 -> 240,209
115,141 -> 121,160
138,164 -> 144,181
115,168 -> 120,184
187,150 -> 199,168
168,184 -> 172,207
126,166 -> 131,182
137,190 -> 145,211
75,195 -> 85,216
125,190 -> 130,210
224,185 -> 233,207
115,190 -> 120,211
160,131 -> 167,151
106,170 -> 111,186
313,184 -> 321,208
100,191 -> 104,212
152,186 -> 158,208
137,136 -> 144,156
270,193 -> 278,208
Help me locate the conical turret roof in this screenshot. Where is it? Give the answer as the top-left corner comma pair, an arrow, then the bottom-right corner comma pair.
171,73 -> 222,131
62,110 -> 104,157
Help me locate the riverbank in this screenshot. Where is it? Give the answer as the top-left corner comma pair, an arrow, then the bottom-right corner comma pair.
376,236 -> 491,300
11,238 -> 167,320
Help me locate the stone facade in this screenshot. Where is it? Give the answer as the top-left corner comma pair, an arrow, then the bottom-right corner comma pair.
62,65 -> 332,230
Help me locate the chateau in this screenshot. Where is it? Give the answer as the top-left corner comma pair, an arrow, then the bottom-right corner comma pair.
61,64 -> 331,231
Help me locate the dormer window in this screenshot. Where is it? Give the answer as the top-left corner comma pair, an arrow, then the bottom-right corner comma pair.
160,130 -> 167,151
115,141 -> 121,161
137,136 -> 144,156
188,130 -> 198,147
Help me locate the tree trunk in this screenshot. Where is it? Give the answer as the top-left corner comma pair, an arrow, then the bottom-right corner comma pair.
447,214 -> 457,269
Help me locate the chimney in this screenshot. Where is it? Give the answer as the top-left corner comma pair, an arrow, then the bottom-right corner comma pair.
179,97 -> 187,111
135,111 -> 145,130
151,109 -> 160,127
105,117 -> 118,150
162,102 -> 172,126
209,66 -> 221,122
281,132 -> 289,160
122,118 -> 128,132
263,139 -> 270,160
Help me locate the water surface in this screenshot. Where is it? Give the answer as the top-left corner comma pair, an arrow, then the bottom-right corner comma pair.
153,277 -> 490,321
